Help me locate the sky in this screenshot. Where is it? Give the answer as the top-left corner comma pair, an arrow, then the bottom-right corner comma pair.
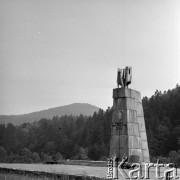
0,0 -> 180,115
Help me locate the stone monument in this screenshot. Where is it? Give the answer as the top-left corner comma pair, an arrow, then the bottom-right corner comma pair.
110,67 -> 150,162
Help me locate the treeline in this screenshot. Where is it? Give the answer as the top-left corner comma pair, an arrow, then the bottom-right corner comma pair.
0,85 -> 180,164
143,84 -> 180,164
0,108 -> 112,162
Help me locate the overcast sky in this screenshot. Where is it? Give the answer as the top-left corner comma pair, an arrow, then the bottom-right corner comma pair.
0,0 -> 180,115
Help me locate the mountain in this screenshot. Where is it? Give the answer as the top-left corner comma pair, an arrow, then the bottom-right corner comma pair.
0,103 -> 99,125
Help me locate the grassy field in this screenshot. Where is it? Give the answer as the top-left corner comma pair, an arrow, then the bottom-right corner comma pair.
0,163 -> 107,178
0,174 -> 53,180
0,163 -> 179,180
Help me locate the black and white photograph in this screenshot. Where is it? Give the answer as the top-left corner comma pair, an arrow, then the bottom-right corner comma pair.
0,0 -> 180,179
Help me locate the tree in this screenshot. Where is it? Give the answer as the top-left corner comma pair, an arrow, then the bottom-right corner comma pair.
32,152 -> 41,162
43,142 -> 56,155
3,123 -> 16,152
0,146 -> 7,157
53,152 -> 63,161
18,148 -> 31,156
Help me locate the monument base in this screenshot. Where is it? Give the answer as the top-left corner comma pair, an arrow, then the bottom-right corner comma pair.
110,87 -> 150,162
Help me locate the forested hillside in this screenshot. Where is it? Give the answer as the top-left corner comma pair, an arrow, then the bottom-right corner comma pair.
0,85 -> 180,164
143,84 -> 180,163
0,109 -> 112,162
0,103 -> 99,125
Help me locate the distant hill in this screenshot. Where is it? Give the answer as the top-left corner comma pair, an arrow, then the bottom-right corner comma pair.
0,103 -> 99,125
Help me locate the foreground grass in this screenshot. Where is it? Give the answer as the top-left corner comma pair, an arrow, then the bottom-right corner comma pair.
0,163 -> 107,178
0,174 -> 59,180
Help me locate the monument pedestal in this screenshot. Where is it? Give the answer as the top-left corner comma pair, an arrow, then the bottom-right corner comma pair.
110,87 -> 150,162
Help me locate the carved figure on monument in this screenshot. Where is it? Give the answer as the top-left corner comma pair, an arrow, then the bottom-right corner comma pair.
117,66 -> 132,88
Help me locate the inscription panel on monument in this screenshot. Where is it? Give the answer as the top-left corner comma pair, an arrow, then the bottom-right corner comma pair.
128,123 -> 140,136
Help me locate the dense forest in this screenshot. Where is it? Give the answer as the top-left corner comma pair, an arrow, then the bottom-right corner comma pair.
0,85 -> 180,165
143,84 -> 180,165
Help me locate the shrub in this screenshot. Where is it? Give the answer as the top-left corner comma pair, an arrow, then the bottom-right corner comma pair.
40,152 -> 52,162
0,146 -> 7,156
99,156 -> 108,161
175,156 -> 180,167
0,146 -> 7,162
177,149 -> 180,155
169,150 -> 178,162
32,152 -> 41,162
18,148 -> 31,156
53,152 -> 63,161
168,150 -> 180,167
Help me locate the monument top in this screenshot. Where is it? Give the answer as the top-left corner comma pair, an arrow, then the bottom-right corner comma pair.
117,66 -> 132,88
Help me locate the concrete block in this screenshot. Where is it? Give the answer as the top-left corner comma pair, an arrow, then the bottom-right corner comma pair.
120,110 -> 127,122
110,135 -> 129,159
143,156 -> 150,163
125,98 -> 135,110
111,87 -> 150,162
127,110 -> 137,123
112,111 -> 118,123
110,135 -> 120,152
119,125 -> 128,135
113,88 -> 127,98
111,111 -> 128,135
137,117 -> 146,131
129,136 -> 142,149
129,148 -> 142,158
128,123 -> 140,136
141,140 -> 149,150
113,110 -> 126,122
117,98 -> 126,110
120,135 -> 128,148
112,110 -> 127,122
113,99 -> 118,111
113,88 -> 119,99
117,111 -> 123,120
142,149 -> 150,162
117,98 -> 135,110
119,147 -> 129,159
136,102 -> 144,117
116,110 -> 129,122
113,88 -> 141,103
131,90 -> 142,103
111,125 -> 127,135
111,126 -> 118,136
110,147 -> 119,157
110,127 -> 115,135
140,131 -> 147,141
